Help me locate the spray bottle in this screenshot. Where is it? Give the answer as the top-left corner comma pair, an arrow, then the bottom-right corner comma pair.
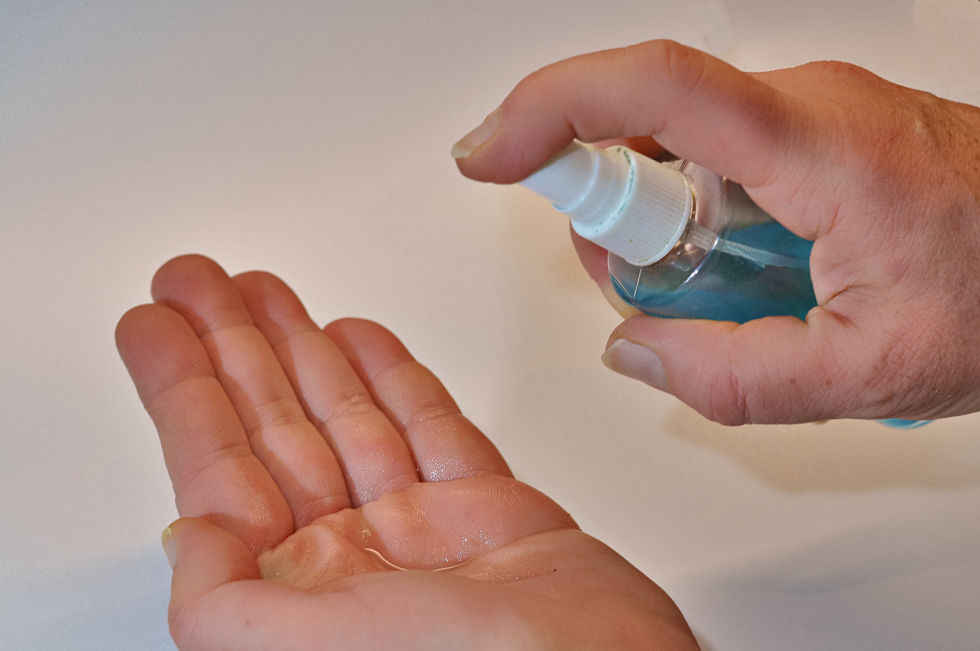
520,141 -> 929,429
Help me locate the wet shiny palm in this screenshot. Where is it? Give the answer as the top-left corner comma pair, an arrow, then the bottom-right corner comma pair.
116,255 -> 696,650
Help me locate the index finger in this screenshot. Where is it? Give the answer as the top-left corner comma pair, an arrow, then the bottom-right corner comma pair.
116,303 -> 293,552
453,40 -> 802,190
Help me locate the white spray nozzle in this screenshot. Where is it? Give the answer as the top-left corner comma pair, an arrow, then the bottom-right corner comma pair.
520,141 -> 694,266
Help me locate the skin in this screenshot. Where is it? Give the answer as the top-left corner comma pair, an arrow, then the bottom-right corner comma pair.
116,254 -> 698,650
455,40 -> 980,425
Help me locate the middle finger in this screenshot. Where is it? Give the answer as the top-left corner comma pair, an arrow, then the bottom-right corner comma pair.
233,270 -> 420,506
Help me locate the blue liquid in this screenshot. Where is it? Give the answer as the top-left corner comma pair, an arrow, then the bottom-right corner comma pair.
875,419 -> 931,430
611,221 -> 816,323
610,220 -> 928,429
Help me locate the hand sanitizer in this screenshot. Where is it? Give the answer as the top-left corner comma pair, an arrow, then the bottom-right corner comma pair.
520,141 -> 929,429
522,141 -> 816,322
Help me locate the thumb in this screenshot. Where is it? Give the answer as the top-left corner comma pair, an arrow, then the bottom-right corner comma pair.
162,517 -> 260,644
600,312 -> 861,425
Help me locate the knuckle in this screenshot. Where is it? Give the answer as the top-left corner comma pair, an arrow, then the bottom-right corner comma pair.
706,371 -> 751,426
657,40 -> 707,92
694,344 -> 752,425
250,395 -> 308,431
322,391 -> 377,425
176,442 -> 253,493
824,60 -> 872,80
405,401 -> 461,429
801,59 -> 879,86
648,40 -> 706,89
625,40 -> 709,135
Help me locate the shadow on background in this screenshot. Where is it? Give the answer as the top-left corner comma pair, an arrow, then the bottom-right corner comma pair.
677,498 -> 980,651
660,406 -> 980,492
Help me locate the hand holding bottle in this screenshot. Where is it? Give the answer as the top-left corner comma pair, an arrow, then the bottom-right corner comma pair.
453,40 -> 980,425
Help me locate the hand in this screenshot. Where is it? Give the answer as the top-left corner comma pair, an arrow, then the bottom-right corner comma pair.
116,255 -> 697,650
453,40 -> 980,425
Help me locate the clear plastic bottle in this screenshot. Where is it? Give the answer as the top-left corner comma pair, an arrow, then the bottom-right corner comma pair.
606,159 -> 816,323
520,141 -> 929,429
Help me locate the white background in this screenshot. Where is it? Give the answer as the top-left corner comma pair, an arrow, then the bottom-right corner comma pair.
3,1 -> 980,649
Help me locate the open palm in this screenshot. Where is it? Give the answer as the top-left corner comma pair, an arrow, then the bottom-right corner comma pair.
116,255 -> 696,650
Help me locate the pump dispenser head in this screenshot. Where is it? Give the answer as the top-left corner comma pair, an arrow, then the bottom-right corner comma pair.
521,141 -> 694,266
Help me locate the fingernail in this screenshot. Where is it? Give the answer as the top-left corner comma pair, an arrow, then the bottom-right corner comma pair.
161,525 -> 177,569
601,339 -> 668,391
451,108 -> 501,159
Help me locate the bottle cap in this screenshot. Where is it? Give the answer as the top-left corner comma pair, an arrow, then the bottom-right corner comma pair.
520,141 -> 693,266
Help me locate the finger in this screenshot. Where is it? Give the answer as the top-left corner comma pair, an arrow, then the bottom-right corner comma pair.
164,517 -> 361,651
163,518 -> 359,651
324,318 -> 512,481
593,135 -> 665,159
232,271 -> 420,506
601,309 -> 884,424
150,255 -> 352,526
163,517 -> 260,647
454,39 -> 804,190
116,304 -> 291,551
570,229 -> 641,319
